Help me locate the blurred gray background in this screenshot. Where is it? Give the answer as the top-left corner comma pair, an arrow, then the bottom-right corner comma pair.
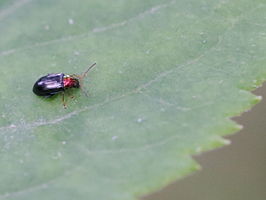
144,83 -> 266,200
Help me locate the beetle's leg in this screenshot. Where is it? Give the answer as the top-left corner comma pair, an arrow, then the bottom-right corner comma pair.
62,92 -> 67,109
65,89 -> 75,99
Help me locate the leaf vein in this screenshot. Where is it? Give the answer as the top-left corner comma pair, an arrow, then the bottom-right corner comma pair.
0,0 -> 175,57
0,0 -> 32,21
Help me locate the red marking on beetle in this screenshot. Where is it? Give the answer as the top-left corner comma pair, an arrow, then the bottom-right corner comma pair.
63,77 -> 78,88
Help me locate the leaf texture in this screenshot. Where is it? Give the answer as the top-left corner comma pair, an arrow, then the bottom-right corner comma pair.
0,0 -> 266,199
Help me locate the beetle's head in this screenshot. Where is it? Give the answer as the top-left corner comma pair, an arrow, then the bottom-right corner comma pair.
66,63 -> 96,96
71,77 -> 80,88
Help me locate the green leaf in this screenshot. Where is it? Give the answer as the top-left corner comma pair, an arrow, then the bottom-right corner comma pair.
0,0 -> 266,199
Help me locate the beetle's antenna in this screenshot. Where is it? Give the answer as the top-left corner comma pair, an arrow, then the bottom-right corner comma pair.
81,62 -> 96,79
76,62 -> 96,97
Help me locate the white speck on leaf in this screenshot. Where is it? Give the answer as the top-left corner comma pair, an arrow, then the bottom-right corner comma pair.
62,141 -> 66,145
68,18 -> 74,25
219,80 -> 224,84
44,25 -> 50,30
112,136 -> 118,141
74,51 -> 80,56
137,118 -> 144,123
10,124 -> 16,128
145,49 -> 152,54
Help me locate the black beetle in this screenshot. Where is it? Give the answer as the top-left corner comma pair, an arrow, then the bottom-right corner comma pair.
33,63 -> 96,108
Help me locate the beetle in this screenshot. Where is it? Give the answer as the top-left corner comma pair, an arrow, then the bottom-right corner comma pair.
33,63 -> 96,108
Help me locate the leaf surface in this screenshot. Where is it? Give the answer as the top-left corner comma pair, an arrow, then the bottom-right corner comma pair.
0,0 -> 266,199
